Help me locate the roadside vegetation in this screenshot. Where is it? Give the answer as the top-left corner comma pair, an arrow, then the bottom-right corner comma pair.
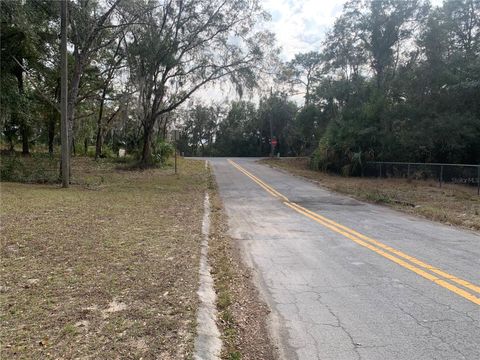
262,158 -> 480,231
1,157 -> 208,359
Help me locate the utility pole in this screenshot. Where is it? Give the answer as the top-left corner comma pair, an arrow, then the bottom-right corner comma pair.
173,129 -> 180,174
269,87 -> 274,157
174,146 -> 177,174
60,0 -> 69,187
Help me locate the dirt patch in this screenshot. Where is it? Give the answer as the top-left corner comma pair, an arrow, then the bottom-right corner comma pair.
260,158 -> 480,231
208,171 -> 278,360
1,157 -> 207,359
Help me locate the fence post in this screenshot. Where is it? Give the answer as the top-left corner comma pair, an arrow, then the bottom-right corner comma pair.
477,166 -> 479,195
407,163 -> 410,179
379,163 -> 382,178
439,165 -> 443,188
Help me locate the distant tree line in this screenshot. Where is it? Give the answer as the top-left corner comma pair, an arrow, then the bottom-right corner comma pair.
176,93 -> 326,157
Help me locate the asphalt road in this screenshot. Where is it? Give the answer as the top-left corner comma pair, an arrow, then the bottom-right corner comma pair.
207,157 -> 480,360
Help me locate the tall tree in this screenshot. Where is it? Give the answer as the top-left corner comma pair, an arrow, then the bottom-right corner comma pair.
67,0 -> 125,149
94,36 -> 126,159
0,0 -> 57,154
346,0 -> 427,89
257,92 -> 298,156
125,0 -> 274,166
214,101 -> 260,156
281,51 -> 323,105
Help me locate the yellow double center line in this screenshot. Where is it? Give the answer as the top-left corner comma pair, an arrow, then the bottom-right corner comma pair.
227,159 -> 480,306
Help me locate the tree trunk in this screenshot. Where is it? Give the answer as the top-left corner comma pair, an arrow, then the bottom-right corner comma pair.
48,109 -> 56,155
95,128 -> 104,159
95,88 -> 107,160
14,60 -> 29,155
20,122 -> 29,155
141,119 -> 155,167
84,137 -> 88,155
162,119 -> 168,140
68,52 -> 84,151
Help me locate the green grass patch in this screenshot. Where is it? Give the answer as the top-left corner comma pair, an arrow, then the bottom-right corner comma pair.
362,189 -> 394,204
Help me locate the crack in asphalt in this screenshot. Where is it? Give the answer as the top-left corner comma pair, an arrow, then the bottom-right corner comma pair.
402,282 -> 480,330
395,303 -> 468,359
291,284 -> 363,360
319,296 -> 362,360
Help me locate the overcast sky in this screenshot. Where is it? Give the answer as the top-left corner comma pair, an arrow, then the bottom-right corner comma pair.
262,0 -> 344,60
193,0 -> 348,103
193,0 -> 444,104
262,0 -> 443,61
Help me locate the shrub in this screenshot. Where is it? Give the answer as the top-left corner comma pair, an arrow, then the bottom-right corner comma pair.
86,146 -> 115,159
153,140 -> 174,166
0,153 -> 59,183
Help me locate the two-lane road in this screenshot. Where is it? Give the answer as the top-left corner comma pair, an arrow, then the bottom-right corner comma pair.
208,158 -> 479,360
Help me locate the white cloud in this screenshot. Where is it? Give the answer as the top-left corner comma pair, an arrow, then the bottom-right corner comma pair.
262,0 -> 444,60
262,0 -> 346,60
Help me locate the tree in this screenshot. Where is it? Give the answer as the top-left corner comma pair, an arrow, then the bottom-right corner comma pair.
125,0 -> 274,166
257,92 -> 298,156
281,51 -> 323,105
215,101 -> 260,156
94,36 -> 126,159
310,0 -> 479,172
293,104 -> 327,155
180,103 -> 222,156
0,0 -> 57,154
323,14 -> 367,82
345,0 -> 428,89
67,0 -> 125,150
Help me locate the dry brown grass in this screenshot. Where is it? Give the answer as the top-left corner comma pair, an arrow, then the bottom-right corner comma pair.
1,157 -> 208,359
260,158 -> 480,231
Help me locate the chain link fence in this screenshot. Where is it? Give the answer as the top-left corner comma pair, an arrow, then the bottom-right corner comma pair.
363,161 -> 480,195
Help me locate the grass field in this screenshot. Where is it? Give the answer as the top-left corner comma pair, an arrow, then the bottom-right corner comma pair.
261,158 -> 480,231
1,157 -> 208,359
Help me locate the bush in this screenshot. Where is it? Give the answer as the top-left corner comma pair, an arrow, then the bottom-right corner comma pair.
86,146 -> 115,159
153,140 -> 174,166
0,153 -> 59,183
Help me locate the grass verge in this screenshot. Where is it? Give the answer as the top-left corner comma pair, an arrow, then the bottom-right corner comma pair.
207,169 -> 277,360
260,158 -> 480,231
1,156 -> 207,359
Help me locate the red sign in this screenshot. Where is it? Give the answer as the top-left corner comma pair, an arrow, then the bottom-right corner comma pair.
271,138 -> 277,146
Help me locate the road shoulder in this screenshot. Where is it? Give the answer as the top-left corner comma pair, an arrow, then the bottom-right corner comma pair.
259,158 -> 480,231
